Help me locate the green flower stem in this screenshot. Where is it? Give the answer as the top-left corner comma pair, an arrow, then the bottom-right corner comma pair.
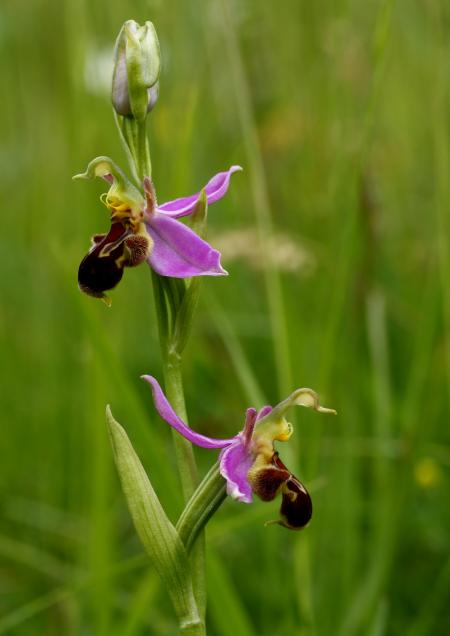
113,113 -> 140,185
164,359 -> 207,622
129,122 -> 206,631
137,119 -> 152,179
150,274 -> 199,502
163,350 -> 200,499
152,273 -> 207,621
151,271 -> 169,349
177,462 -> 227,554
118,116 -> 152,182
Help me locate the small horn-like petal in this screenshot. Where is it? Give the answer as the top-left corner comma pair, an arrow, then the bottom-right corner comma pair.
157,166 -> 242,219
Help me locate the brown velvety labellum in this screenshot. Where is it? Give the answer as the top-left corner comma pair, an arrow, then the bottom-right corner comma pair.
251,465 -> 291,501
279,476 -> 312,530
78,222 -> 128,297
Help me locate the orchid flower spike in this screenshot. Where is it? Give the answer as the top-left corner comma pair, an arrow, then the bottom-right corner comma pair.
142,376 -> 336,530
74,157 -> 241,304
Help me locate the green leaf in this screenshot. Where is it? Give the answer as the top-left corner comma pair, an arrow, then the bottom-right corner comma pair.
106,407 -> 202,632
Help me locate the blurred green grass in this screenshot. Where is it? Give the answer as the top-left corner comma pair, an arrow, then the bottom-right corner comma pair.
1,0 -> 449,634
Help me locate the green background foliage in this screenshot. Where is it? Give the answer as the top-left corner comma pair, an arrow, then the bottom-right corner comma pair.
1,0 -> 449,634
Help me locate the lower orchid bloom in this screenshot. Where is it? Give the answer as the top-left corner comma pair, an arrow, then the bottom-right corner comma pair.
74,157 -> 241,304
142,375 -> 336,530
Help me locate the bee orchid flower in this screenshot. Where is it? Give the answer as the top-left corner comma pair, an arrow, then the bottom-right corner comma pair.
74,157 -> 241,303
142,375 -> 336,530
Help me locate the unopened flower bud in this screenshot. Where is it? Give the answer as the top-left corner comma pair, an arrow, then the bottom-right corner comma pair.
147,81 -> 159,113
112,20 -> 160,120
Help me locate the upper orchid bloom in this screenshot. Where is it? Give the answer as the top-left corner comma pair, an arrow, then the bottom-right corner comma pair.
74,157 -> 241,304
142,375 -> 336,530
